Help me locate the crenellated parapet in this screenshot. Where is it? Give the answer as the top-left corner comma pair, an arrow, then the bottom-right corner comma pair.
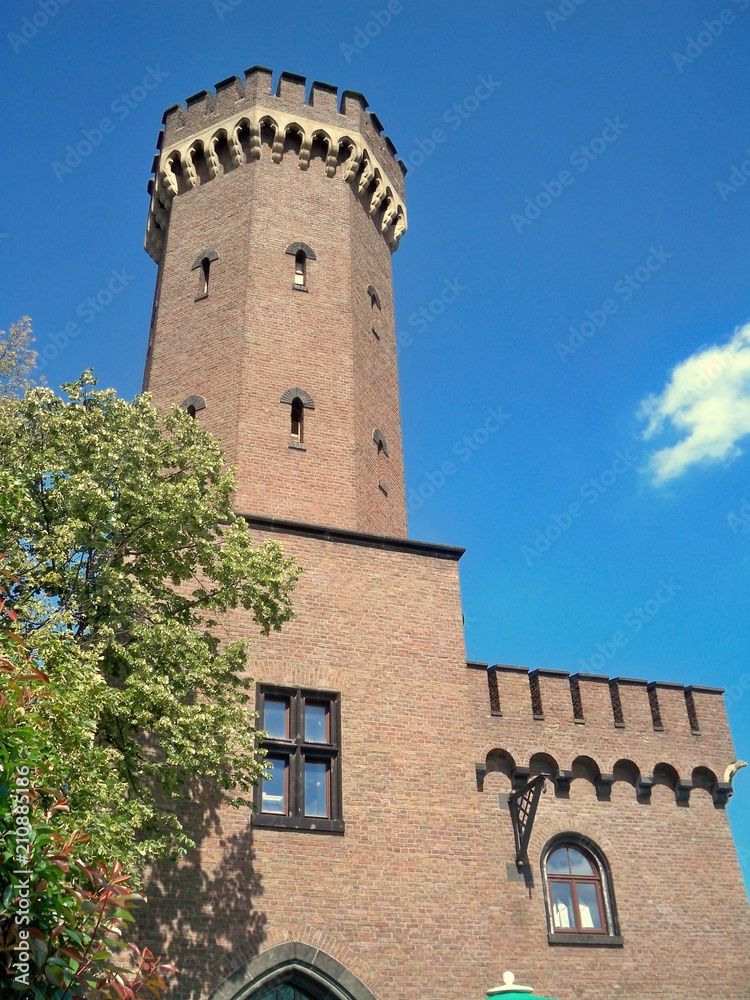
145,67 -> 408,261
467,661 -> 746,810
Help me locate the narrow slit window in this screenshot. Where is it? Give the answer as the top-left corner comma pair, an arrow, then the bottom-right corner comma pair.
291,397 -> 304,442
200,257 -> 210,297
192,249 -> 217,301
294,251 -> 306,288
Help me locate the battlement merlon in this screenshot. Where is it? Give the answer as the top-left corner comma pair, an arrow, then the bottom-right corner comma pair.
145,68 -> 408,262
466,662 -> 744,806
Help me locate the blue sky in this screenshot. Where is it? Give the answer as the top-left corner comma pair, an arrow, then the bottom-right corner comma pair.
2,1 -> 749,886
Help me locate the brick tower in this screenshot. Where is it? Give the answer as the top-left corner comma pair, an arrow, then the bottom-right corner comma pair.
140,69 -> 750,1000
143,67 -> 407,537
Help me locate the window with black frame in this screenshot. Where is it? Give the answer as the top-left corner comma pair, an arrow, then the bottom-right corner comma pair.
254,685 -> 343,833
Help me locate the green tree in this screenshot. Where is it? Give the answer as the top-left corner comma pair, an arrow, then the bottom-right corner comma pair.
0,317 -> 37,397
0,372 -> 300,874
0,556 -> 178,997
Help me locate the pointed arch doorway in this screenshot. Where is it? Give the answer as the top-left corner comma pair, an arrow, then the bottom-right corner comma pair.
254,977 -> 335,1000
210,943 -> 377,1000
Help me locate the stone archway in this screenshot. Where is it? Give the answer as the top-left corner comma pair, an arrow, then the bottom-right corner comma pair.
209,944 -> 377,1000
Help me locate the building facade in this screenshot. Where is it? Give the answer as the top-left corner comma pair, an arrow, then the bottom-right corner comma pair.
139,67 -> 750,1000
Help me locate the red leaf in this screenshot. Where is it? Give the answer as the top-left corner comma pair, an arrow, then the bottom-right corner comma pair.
59,945 -> 85,962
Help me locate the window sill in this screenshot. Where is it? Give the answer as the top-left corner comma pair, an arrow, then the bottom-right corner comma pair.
252,813 -> 345,834
289,441 -> 307,451
194,292 -> 209,302
292,284 -> 309,293
547,933 -> 623,947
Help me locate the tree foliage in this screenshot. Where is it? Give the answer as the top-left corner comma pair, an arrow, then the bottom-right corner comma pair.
0,372 -> 300,874
1,557 -> 178,997
0,317 -> 37,398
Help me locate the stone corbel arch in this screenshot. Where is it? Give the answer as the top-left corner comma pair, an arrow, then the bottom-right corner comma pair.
147,109 -> 408,261
208,942 -> 377,1000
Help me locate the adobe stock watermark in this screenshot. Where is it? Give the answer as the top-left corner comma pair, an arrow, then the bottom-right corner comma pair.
727,497 -> 750,535
408,407 -> 511,512
725,672 -> 750,705
213,0 -> 244,18
340,0 -> 413,63
52,66 -> 169,181
716,147 -> 750,202
521,450 -> 637,567
7,0 -> 71,52
400,75 -> 501,173
672,0 -> 749,72
546,0 -> 589,31
577,579 -> 682,672
510,118 -> 628,233
35,268 -> 136,371
9,762 -> 34,990
555,246 -> 672,361
397,277 -> 467,355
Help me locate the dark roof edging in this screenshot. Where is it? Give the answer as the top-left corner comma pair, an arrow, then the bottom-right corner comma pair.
239,513 -> 465,561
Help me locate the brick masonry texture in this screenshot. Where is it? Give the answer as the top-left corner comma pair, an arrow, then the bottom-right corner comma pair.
139,71 -> 750,1000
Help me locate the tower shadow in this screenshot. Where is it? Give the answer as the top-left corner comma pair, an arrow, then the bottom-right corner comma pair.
137,779 -> 266,1000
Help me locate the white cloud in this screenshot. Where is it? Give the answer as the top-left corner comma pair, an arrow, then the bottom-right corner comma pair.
638,322 -> 750,484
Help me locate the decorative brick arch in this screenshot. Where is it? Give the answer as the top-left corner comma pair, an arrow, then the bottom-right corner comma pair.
191,248 -> 219,269
280,388 -> 315,409
181,394 -> 206,412
208,942 -> 377,1000
285,242 -> 317,261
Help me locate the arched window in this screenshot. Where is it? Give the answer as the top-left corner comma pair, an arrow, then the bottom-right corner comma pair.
372,429 -> 388,456
280,388 -> 314,448
192,249 -> 218,300
286,242 -> 316,292
290,396 -> 304,443
542,837 -> 619,940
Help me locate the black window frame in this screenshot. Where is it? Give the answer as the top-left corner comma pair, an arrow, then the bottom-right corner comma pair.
542,835 -> 623,947
253,685 -> 344,834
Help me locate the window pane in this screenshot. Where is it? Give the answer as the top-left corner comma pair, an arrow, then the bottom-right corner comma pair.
305,702 -> 328,743
568,848 -> 595,876
264,698 -> 288,739
550,881 -> 574,929
304,760 -> 329,817
576,882 -> 603,930
547,848 -> 571,875
261,757 -> 287,814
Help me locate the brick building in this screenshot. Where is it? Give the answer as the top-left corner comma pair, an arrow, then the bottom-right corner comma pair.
139,67 -> 750,1000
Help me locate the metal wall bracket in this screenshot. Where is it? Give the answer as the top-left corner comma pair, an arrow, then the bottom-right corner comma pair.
508,774 -> 546,865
